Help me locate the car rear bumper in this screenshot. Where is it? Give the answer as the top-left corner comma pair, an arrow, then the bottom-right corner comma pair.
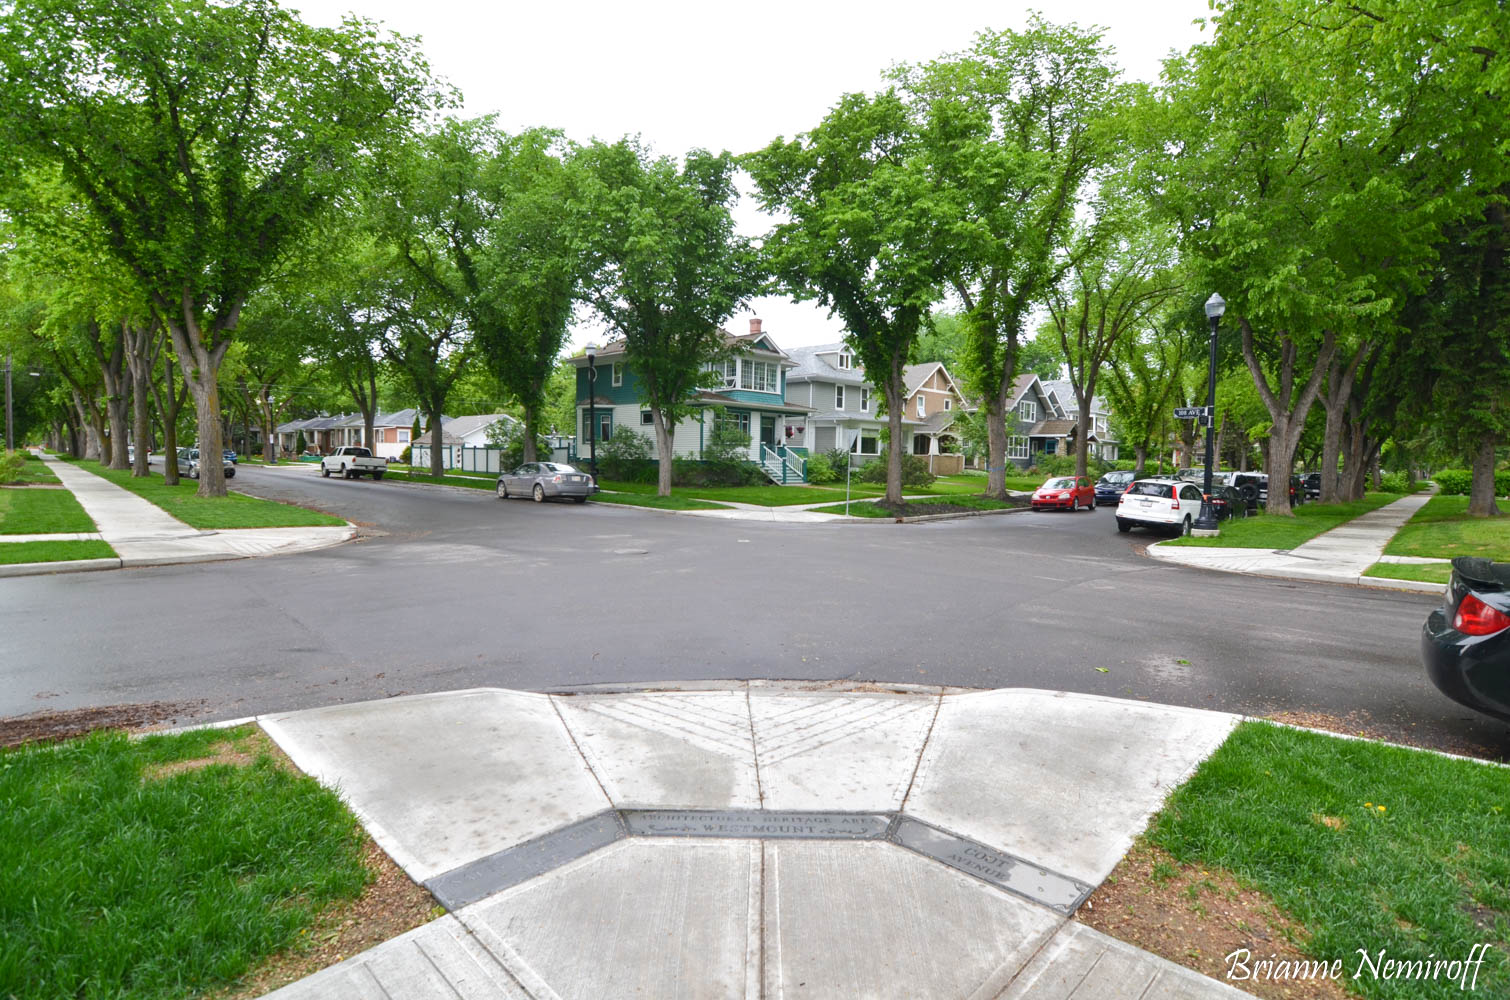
1421,608 -> 1510,722
1115,510 -> 1180,528
546,481 -> 594,498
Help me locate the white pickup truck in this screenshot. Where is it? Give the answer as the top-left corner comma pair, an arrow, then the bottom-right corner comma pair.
320,446 -> 387,480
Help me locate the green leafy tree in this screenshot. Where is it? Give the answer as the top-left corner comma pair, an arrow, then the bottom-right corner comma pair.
0,0 -> 437,495
897,19 -> 1124,498
574,139 -> 759,496
746,91 -> 943,505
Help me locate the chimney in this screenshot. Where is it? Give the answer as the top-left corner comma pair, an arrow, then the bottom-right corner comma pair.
749,318 -> 762,336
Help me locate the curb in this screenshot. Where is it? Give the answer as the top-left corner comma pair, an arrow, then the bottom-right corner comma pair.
0,557 -> 122,577
893,505 -> 1033,524
1145,541 -> 1448,594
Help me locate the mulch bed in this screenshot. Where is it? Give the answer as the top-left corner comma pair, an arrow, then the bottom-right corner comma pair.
870,496 -> 1028,518
0,700 -> 208,749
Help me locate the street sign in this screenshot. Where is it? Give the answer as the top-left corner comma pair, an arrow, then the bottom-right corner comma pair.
1174,406 -> 1214,419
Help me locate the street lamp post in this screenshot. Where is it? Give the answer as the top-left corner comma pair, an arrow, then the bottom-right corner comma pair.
3,353 -> 12,452
585,343 -> 599,481
1193,293 -> 1226,534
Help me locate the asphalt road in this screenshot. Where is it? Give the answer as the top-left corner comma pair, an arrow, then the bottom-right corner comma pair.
5,464 -> 1506,759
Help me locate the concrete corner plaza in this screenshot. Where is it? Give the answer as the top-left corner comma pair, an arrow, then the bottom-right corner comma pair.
257,685 -> 1252,999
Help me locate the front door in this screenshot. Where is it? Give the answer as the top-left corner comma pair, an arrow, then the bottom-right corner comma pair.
760,414 -> 776,452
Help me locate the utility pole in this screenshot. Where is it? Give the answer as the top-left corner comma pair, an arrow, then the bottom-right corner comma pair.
4,352 -> 13,451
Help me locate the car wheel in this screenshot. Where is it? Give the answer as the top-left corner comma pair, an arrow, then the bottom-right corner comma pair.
342,465 -> 350,479
1088,495 -> 1096,510
372,472 -> 383,481
497,481 -> 508,500
1180,515 -> 1192,537
533,484 -> 545,503
190,467 -> 199,480
573,496 -> 587,504
1071,497 -> 1080,512
1117,520 -> 1132,533
321,465 -> 330,478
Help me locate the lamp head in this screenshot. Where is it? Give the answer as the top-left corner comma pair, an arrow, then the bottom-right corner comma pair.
1204,293 -> 1226,320
585,342 -> 598,362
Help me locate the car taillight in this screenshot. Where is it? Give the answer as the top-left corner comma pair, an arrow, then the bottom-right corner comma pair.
551,475 -> 563,482
1453,593 -> 1510,636
1170,497 -> 1179,509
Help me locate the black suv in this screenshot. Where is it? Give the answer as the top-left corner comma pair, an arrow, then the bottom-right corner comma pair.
1094,471 -> 1135,506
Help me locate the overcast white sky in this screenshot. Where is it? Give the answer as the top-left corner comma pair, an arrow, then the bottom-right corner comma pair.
293,1 -> 1212,351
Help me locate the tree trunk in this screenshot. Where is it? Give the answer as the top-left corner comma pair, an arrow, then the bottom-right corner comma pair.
160,290 -> 235,497
1074,407 -> 1092,479
73,391 -> 104,461
651,409 -> 674,496
1468,432 -> 1502,516
151,353 -> 190,486
1239,319 -> 1336,516
428,407 -> 445,477
1132,444 -> 1147,478
521,402 -> 539,464
123,323 -> 158,477
884,352 -> 906,506
362,368 -> 378,458
1317,341 -> 1370,504
984,386 -> 1009,499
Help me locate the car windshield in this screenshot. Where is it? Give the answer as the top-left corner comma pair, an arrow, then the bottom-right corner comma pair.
1128,482 -> 1173,498
1046,478 -> 1076,489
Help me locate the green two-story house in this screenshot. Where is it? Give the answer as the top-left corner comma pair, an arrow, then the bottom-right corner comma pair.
570,320 -> 814,482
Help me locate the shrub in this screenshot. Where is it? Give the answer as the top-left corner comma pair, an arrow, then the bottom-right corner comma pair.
1432,468 -> 1472,495
485,419 -> 550,471
295,431 -> 306,454
823,447 -> 852,474
398,445 -> 412,464
1032,453 -> 1077,476
805,453 -> 838,484
704,410 -> 752,464
598,427 -> 655,482
0,450 -> 25,483
1498,469 -> 1510,498
857,454 -> 936,488
671,457 -> 766,487
1379,471 -> 1409,494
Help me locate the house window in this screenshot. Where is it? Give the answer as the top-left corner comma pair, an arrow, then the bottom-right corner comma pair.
1019,399 -> 1036,422
944,398 -> 952,411
860,387 -> 869,412
1008,435 -> 1029,459
738,360 -> 777,392
397,428 -> 410,444
611,364 -> 623,387
1044,438 -> 1057,455
834,385 -> 845,410
717,411 -> 751,435
585,410 -> 613,442
916,396 -> 925,418
850,433 -> 879,455
641,410 -> 655,425
837,354 -> 852,369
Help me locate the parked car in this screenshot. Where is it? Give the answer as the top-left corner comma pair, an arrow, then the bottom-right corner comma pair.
224,449 -> 238,465
1207,484 -> 1249,521
176,448 -> 234,480
1031,475 -> 1095,511
1231,472 -> 1265,505
1094,471 -> 1136,507
320,446 -> 386,480
496,462 -> 595,503
1421,557 -> 1510,722
1301,472 -> 1321,498
1115,478 -> 1204,535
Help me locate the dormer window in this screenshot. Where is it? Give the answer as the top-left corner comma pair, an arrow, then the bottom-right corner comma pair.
837,354 -> 852,370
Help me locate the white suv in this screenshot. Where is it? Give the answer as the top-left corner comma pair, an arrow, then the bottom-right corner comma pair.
1116,478 -> 1204,536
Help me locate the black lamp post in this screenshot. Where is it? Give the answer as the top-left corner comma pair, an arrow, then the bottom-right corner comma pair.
585,343 -> 598,481
1193,292 -> 1225,533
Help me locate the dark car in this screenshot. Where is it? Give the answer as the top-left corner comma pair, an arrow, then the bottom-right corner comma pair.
1094,471 -> 1135,507
496,462 -> 595,503
1421,557 -> 1510,722
224,449 -> 238,465
1301,472 -> 1321,498
1207,484 -> 1249,520
1231,472 -> 1265,506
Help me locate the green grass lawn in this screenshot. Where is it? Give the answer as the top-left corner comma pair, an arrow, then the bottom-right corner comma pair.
1362,561 -> 1452,585
592,474 -> 1031,507
0,540 -> 117,565
0,726 -> 371,1000
1383,495 -> 1510,561
591,491 -> 728,510
812,494 -> 1023,517
1163,493 -> 1404,549
0,487 -> 97,534
72,460 -> 346,529
1,454 -> 60,484
1147,721 -> 1508,999
384,468 -> 496,490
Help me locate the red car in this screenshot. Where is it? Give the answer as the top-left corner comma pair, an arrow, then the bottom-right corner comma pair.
1031,475 -> 1096,511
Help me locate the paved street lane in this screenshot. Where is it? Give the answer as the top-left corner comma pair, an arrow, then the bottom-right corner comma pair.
5,463 -> 1503,758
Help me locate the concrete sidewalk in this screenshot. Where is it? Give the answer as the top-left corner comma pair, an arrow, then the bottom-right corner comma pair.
1146,491 -> 1442,592
253,684 -> 1254,999
0,456 -> 354,576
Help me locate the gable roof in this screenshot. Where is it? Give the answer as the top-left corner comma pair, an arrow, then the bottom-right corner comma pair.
786,343 -> 870,386
1039,379 -> 1111,417
443,413 -> 519,440
569,328 -> 795,367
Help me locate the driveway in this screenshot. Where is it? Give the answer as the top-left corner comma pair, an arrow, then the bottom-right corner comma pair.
3,464 -> 1503,759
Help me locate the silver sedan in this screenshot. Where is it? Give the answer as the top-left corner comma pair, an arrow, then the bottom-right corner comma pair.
496,462 -> 595,503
